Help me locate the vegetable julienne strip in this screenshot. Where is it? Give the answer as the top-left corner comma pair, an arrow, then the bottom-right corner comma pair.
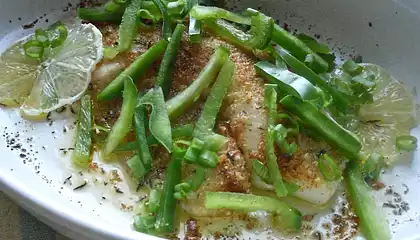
133,102 -> 152,176
193,58 -> 235,137
102,77 -> 137,157
264,84 -> 288,197
345,162 -> 391,240
97,39 -> 167,100
190,5 -> 251,25
272,24 -> 329,73
201,8 -> 274,50
280,95 -> 361,160
156,24 -> 185,97
115,124 -> 194,152
137,87 -> 173,152
117,0 -> 144,52
205,192 -> 302,232
166,46 -> 229,118
72,95 -> 92,168
255,60 -> 320,101
154,147 -> 184,234
275,46 -> 349,112
77,5 -> 125,23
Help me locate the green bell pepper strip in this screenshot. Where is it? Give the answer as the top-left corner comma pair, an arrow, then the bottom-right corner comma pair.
264,84 -> 288,197
72,95 -> 93,168
345,162 -> 391,240
154,148 -> 184,234
133,102 -> 153,172
127,155 -> 147,180
137,87 -> 173,152
77,5 -> 125,22
166,46 -> 229,118
117,0 -> 144,52
255,60 -> 319,101
156,24 -> 185,97
280,95 -> 361,160
115,124 -> 194,151
275,46 -> 349,111
205,192 -> 302,232
97,40 -> 167,101
202,8 -> 273,50
190,5 -> 251,25
103,78 -> 137,157
272,24 -> 329,73
193,58 -> 235,137
151,0 -> 172,41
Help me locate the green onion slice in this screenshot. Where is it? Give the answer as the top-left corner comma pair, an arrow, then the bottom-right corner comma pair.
23,39 -> 44,59
48,22 -> 68,48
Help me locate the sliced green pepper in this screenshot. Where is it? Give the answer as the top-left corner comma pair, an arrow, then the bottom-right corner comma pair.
117,0 -> 144,52
115,124 -> 194,151
77,4 -> 125,23
103,78 -> 137,157
265,84 -> 288,197
156,24 -> 185,97
72,95 -> 93,168
166,46 -> 229,118
280,95 -> 361,160
272,24 -> 329,73
190,5 -> 251,25
193,58 -> 235,137
255,60 -> 319,101
275,46 -> 349,111
97,40 -> 167,101
205,192 -> 302,232
345,162 -> 391,240
133,101 -> 152,173
137,87 -> 173,152
154,148 -> 184,234
202,8 -> 273,50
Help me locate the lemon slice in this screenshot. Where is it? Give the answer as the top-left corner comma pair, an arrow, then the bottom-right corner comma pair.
348,63 -> 417,164
359,63 -> 417,127
0,41 -> 40,106
21,23 -> 103,115
0,23 -> 103,115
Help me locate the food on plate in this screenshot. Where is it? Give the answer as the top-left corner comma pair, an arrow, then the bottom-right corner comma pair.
0,1 -> 418,240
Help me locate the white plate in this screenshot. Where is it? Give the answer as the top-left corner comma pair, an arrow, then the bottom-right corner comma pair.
1,0 -> 420,239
